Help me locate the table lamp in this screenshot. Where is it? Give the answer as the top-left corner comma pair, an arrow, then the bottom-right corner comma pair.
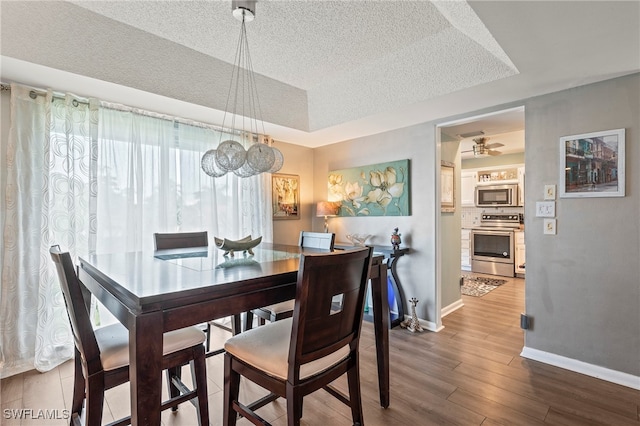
316,201 -> 340,233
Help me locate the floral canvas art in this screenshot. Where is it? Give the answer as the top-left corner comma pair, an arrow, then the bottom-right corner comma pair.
328,160 -> 410,216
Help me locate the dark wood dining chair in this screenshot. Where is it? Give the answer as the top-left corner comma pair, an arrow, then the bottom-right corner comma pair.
49,246 -> 209,426
153,231 -> 241,354
245,231 -> 335,331
153,231 -> 209,250
223,246 -> 373,426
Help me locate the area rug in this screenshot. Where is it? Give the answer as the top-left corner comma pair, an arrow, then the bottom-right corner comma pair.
460,275 -> 507,297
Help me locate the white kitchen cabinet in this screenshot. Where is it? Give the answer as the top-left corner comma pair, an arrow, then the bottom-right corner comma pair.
515,230 -> 525,275
461,229 -> 471,271
517,167 -> 525,206
461,171 -> 477,207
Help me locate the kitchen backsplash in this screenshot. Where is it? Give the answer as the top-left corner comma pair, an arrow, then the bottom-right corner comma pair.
461,206 -> 524,228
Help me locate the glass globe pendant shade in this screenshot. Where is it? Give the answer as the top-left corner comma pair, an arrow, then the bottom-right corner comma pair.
201,149 -> 227,177
215,140 -> 247,171
232,161 -> 258,177
268,146 -> 284,173
246,143 -> 275,173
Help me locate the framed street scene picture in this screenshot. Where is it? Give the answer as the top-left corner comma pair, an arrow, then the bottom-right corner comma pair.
559,128 -> 625,198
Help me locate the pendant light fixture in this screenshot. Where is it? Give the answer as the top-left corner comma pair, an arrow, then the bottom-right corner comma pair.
201,0 -> 283,178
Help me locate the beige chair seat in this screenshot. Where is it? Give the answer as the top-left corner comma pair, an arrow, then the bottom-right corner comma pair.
224,318 -> 349,380
258,300 -> 295,315
96,323 -> 206,371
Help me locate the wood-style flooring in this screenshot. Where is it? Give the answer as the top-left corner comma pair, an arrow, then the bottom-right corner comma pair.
2,274 -> 639,425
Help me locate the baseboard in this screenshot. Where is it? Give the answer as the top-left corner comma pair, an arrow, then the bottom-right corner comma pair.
441,299 -> 464,318
520,346 -> 640,390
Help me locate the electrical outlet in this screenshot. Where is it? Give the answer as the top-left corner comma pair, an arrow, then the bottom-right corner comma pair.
536,201 -> 555,217
520,313 -> 531,330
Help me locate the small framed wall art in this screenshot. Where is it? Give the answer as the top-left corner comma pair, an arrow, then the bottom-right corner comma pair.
272,173 -> 300,219
559,128 -> 625,198
440,161 -> 455,212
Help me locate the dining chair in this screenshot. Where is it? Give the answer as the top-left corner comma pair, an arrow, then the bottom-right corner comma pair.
49,246 -> 209,426
223,246 -> 373,426
154,231 -> 242,355
153,231 -> 209,250
244,231 -> 335,331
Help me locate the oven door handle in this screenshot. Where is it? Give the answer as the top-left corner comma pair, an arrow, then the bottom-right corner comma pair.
471,229 -> 514,237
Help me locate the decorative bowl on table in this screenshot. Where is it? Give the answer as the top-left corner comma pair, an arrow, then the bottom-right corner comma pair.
214,235 -> 262,257
346,234 -> 372,247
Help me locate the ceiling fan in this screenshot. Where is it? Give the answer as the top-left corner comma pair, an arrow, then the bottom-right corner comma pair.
462,137 -> 504,157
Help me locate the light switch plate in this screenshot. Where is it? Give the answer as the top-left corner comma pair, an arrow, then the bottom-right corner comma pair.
536,201 -> 555,217
544,219 -> 557,235
544,185 -> 556,200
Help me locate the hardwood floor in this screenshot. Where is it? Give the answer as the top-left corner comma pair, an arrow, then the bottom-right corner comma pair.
2,275 -> 639,425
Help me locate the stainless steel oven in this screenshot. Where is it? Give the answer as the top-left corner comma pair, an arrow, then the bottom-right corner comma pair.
470,213 -> 520,277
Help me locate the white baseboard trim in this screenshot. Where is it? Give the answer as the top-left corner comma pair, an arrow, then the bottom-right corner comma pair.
520,346 -> 640,390
441,299 -> 464,318
400,315 -> 442,332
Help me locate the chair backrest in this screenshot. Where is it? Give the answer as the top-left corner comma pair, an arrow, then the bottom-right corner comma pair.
298,231 -> 335,250
288,246 -> 372,381
154,231 -> 208,250
49,246 -> 102,375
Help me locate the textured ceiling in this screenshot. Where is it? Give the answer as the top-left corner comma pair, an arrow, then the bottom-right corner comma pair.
63,0 -> 517,132
1,1 -> 639,148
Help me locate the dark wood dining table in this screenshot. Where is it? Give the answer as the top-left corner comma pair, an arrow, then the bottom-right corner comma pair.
77,243 -> 390,426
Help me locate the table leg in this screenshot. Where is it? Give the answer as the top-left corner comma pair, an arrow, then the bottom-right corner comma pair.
370,261 -> 390,408
130,312 -> 163,425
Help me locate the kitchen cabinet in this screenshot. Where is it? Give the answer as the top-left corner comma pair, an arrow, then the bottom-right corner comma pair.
461,229 -> 471,271
518,167 -> 525,206
461,171 -> 477,207
515,230 -> 525,275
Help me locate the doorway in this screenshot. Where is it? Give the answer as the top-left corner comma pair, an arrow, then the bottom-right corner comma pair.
436,106 -> 525,327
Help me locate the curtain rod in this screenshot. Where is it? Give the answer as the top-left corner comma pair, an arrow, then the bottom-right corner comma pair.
1,82 -> 87,106
0,82 -> 250,137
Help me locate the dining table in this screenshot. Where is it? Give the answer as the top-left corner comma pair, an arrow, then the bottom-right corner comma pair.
77,242 -> 391,426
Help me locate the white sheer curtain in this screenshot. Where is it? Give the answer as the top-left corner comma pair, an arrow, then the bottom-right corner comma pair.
1,85 -> 273,378
1,85 -> 98,377
96,104 -> 273,254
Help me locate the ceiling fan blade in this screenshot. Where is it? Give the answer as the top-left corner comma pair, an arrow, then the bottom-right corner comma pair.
485,142 -> 504,149
487,149 -> 502,156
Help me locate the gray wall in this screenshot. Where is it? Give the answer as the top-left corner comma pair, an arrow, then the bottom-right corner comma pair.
523,73 -> 639,376
440,139 -> 462,310
313,124 -> 439,325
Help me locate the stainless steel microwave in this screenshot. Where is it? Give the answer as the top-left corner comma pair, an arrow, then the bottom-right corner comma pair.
475,184 -> 519,207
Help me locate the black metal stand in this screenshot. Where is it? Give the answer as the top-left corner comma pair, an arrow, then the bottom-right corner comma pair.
336,244 -> 409,328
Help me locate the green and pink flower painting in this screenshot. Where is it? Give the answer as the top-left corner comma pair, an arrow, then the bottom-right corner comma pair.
328,160 -> 410,216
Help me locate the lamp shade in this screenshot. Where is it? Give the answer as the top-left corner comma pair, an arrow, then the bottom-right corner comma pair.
316,201 -> 340,217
